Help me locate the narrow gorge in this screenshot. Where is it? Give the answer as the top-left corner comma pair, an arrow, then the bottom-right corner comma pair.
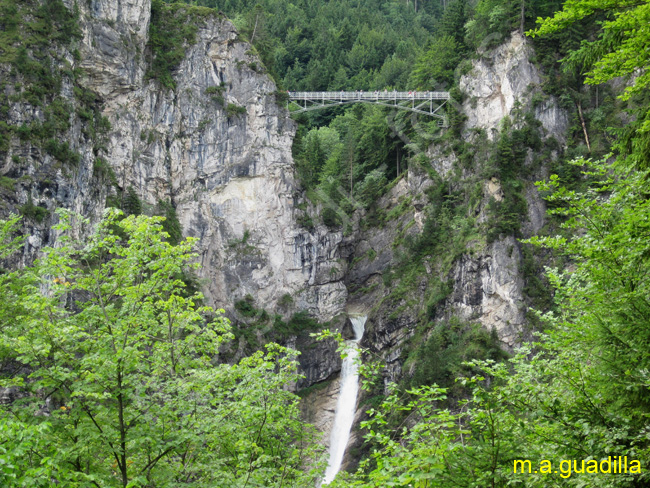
2,0 -> 647,486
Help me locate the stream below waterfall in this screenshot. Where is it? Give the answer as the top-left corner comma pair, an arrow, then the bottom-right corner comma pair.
323,315 -> 366,485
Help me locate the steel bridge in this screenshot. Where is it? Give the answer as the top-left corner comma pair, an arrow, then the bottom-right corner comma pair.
288,91 -> 450,125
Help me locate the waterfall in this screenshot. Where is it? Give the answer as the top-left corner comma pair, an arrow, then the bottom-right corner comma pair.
323,315 -> 366,485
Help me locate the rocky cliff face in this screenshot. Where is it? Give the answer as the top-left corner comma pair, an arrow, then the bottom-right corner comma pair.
460,32 -> 568,141
89,0 -> 348,321
1,0 -> 347,324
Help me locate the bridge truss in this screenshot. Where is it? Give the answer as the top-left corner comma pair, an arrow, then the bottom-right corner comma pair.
288,91 -> 450,125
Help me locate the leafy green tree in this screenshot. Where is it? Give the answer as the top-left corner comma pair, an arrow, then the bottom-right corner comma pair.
354,169 -> 387,208
0,210 -> 322,487
529,0 -> 650,168
409,35 -> 460,89
531,0 -> 650,100
435,0 -> 468,48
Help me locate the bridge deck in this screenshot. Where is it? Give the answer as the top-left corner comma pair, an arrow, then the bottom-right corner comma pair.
288,91 -> 450,101
287,91 -> 450,123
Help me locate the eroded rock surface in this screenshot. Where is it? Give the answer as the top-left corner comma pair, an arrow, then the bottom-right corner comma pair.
460,32 -> 568,142
3,0 -> 347,323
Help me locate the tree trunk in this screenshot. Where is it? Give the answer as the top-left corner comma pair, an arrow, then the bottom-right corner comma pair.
397,149 -> 400,176
251,14 -> 259,43
576,102 -> 591,153
519,0 -> 525,33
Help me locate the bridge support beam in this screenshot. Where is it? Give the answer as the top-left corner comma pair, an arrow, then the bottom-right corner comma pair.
287,91 -> 450,126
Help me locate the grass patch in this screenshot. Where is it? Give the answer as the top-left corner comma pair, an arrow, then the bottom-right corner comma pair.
297,378 -> 334,398
0,176 -> 15,191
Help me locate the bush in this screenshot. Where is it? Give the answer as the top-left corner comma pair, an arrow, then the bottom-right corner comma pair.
273,310 -> 321,338
205,84 -> 225,103
92,157 -> 118,187
235,295 -> 258,318
406,318 -> 508,395
0,176 -> 15,191
274,90 -> 290,105
156,200 -> 182,245
355,169 -> 387,208
225,103 -> 247,117
20,196 -> 48,223
44,139 -> 80,166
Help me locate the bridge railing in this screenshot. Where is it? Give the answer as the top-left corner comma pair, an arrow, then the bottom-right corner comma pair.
288,91 -> 450,101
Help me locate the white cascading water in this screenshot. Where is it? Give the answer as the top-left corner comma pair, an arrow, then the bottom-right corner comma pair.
323,315 -> 366,485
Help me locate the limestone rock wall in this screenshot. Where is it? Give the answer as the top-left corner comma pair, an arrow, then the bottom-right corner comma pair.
460,32 -> 568,142
2,0 -> 346,324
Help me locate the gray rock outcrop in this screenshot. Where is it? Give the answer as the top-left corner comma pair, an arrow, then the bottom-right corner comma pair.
3,0 -> 347,323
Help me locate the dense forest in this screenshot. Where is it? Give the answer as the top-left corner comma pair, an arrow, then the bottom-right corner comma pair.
1,0 -> 650,486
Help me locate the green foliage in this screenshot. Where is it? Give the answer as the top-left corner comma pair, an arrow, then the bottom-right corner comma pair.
285,310 -> 321,335
0,0 -> 116,211
296,377 -> 333,398
485,182 -> 528,243
235,294 -> 258,318
147,0 -> 214,89
156,199 -> 183,245
0,210 -> 323,487
531,0 -> 650,101
92,157 -> 118,187
231,293 -> 325,354
296,211 -> 315,230
43,139 -> 80,166
0,176 -> 15,191
205,85 -> 224,95
294,105 -> 403,213
206,83 -> 226,105
122,186 -> 143,216
273,89 -> 290,105
225,102 -> 247,117
279,293 -> 294,307
481,112 -> 545,242
198,117 -> 211,130
355,169 -> 387,208
520,242 -> 553,311
406,318 -> 507,395
322,206 -> 343,229
409,35 -> 460,89
466,0 -> 519,49
0,0 -> 81,64
282,311 -> 320,338
405,176 -> 472,259
167,0 -> 444,92
338,156 -> 650,488
19,195 -> 48,223
530,0 -> 650,170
